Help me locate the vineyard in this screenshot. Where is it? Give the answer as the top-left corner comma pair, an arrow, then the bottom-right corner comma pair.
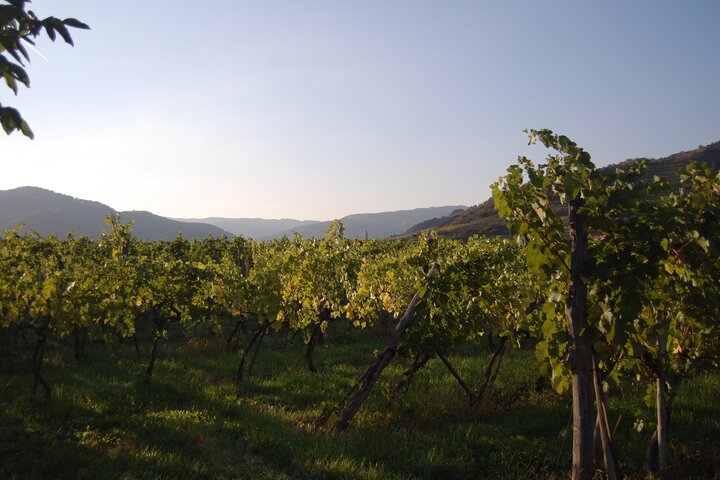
1,132 -> 719,479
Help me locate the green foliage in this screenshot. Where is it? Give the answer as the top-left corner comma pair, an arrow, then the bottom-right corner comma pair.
277,221 -> 357,332
494,129 -> 720,390
0,0 -> 88,138
493,129 -> 720,479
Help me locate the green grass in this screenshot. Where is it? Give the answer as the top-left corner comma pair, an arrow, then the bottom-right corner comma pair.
1,331 -> 718,479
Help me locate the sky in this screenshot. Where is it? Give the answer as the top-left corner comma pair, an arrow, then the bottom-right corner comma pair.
2,1 -> 719,220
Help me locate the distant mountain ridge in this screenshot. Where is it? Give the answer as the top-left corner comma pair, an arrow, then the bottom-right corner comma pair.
275,206 -> 467,239
175,217 -> 321,240
0,187 -> 230,240
10,139 -> 713,243
0,187 -> 465,242
182,206 -> 467,240
402,140 -> 720,239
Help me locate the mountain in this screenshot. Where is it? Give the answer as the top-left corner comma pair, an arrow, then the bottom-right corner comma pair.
182,207 -> 467,240
276,206 -> 467,239
0,187 -> 463,241
402,141 -> 720,239
175,217 -> 321,240
116,211 -> 231,241
0,187 -> 231,240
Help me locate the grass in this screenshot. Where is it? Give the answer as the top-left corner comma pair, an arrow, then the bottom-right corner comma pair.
0,329 -> 718,479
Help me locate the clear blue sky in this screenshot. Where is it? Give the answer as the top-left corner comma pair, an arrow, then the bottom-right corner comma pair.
3,1 -> 719,220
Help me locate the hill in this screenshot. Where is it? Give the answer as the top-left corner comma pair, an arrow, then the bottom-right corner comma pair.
275,206 -> 467,239
402,141 -> 720,239
181,207 -> 466,240
0,187 -> 230,240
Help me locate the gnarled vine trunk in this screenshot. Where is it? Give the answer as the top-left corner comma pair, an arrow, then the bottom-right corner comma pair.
73,325 -> 88,360
306,322 -> 322,373
236,322 -> 268,384
144,315 -> 168,382
30,316 -> 52,401
226,317 -> 244,353
476,335 -> 507,402
566,197 -> 595,480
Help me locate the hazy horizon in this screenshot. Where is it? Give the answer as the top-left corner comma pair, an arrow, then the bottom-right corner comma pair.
3,1 -> 719,219
2,185 -> 468,222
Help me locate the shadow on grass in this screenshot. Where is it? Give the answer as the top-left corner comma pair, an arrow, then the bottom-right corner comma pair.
2,337 -> 718,480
